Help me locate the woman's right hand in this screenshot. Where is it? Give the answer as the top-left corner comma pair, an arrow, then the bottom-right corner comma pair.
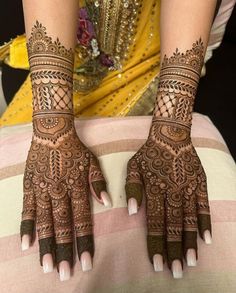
20,114 -> 111,280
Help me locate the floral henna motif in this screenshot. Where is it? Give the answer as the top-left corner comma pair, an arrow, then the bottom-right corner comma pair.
32,113 -> 76,147
126,39 -> 211,270
153,38 -> 204,125
20,21 -> 107,269
22,134 -> 97,267
27,21 -> 74,113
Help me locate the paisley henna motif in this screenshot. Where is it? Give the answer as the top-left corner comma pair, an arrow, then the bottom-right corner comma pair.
126,39 -> 211,270
20,21 -> 108,269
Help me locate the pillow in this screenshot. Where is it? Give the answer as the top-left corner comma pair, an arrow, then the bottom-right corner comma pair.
202,0 -> 236,76
0,114 -> 236,293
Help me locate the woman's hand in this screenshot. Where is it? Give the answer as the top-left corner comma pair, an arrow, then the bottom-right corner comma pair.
125,118 -> 212,278
20,114 -> 111,280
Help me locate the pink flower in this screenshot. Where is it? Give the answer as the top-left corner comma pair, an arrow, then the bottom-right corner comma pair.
77,8 -> 96,47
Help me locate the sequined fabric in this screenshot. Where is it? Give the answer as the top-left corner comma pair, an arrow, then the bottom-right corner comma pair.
0,0 -> 161,125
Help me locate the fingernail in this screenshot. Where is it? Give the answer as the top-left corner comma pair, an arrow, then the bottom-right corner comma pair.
43,261 -> 53,274
153,254 -> 163,272
128,198 -> 138,215
21,235 -> 30,251
59,261 -> 70,281
101,191 -> 112,208
186,249 -> 197,266
204,230 -> 212,244
43,254 -> 54,273
172,260 -> 183,279
21,241 -> 29,251
81,251 -> 92,272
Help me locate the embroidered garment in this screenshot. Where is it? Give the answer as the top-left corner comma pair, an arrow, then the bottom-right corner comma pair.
0,0 -> 161,126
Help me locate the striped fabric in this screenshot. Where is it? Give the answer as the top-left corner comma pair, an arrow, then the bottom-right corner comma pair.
0,114 -> 236,293
204,0 -> 236,64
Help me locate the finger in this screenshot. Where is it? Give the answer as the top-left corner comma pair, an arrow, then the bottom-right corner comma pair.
81,251 -> 92,272
71,180 -> 94,270
165,190 -> 184,271
89,155 -> 112,207
21,234 -> 31,251
203,230 -> 212,244
100,191 -> 112,207
182,183 -> 198,264
20,169 -> 36,243
125,156 -> 143,213
20,220 -> 35,244
184,232 -> 197,266
55,243 -> 73,275
144,178 -> 165,268
153,254 -> 164,272
76,236 -> 93,271
50,182 -> 74,271
148,236 -> 165,271
36,185 -> 56,268
196,173 -> 212,240
38,234 -> 56,269
42,253 -> 54,273
186,249 -> 197,267
172,260 -> 183,279
59,260 -> 71,281
128,198 -> 138,216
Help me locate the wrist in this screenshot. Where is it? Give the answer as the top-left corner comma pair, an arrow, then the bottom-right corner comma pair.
28,21 -> 75,130
153,38 -> 204,127
32,111 -> 76,146
149,117 -> 191,142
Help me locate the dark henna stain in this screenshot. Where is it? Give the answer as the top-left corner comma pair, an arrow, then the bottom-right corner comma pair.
76,235 -> 94,260
20,22 -> 106,268
126,39 -> 211,270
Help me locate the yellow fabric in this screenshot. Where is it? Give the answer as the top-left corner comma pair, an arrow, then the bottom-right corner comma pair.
0,0 -> 161,126
8,35 -> 29,69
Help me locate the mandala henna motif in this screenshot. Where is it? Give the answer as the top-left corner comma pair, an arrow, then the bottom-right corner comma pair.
20,21 -> 107,269
126,39 -> 211,270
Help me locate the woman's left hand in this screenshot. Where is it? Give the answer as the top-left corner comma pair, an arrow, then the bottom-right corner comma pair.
125,119 -> 212,278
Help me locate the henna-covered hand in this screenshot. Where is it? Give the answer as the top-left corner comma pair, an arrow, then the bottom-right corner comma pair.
125,119 -> 211,270
125,39 -> 212,277
20,115 -> 109,271
20,21 -> 111,276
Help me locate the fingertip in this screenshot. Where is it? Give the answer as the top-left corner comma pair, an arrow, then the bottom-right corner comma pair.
172,260 -> 183,279
100,191 -> 112,208
128,197 -> 138,215
20,219 -> 35,247
59,260 -> 71,281
153,254 -> 163,272
43,253 -> 54,273
204,230 -> 212,244
81,251 -> 92,272
186,249 -> 197,267
21,234 -> 31,251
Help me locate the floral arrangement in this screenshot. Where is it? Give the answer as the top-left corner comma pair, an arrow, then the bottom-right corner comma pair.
77,8 -> 114,70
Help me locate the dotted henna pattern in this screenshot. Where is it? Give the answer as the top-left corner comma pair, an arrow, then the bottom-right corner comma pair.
20,21 -> 107,269
126,39 -> 211,270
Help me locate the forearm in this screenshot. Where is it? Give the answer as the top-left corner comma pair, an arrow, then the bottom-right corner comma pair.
153,0 -> 218,125
22,0 -> 78,117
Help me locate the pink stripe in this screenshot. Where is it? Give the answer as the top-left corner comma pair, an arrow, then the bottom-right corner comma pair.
0,132 -> 31,168
0,200 -> 235,263
1,223 -> 236,293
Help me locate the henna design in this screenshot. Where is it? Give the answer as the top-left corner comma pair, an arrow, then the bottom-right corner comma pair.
153,38 -> 204,125
27,21 -> 74,113
20,21 -> 108,269
32,113 -> 75,146
125,39 -> 211,270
